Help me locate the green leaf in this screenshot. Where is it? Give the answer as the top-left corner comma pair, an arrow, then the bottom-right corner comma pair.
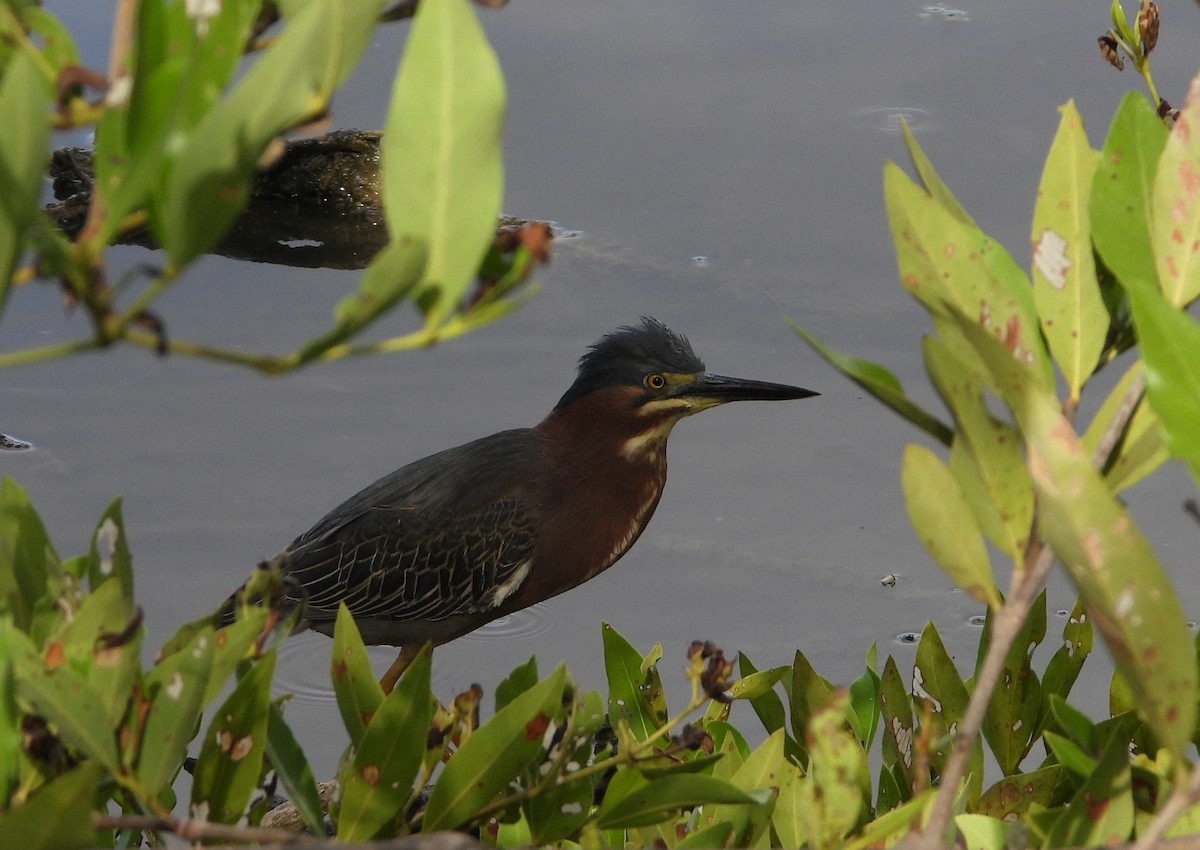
786,648 -> 832,754
1046,731 -> 1134,846
602,622 -> 665,745
383,0 -> 506,324
0,762 -> 102,850
884,161 -> 1052,390
705,728 -> 785,845
1081,361 -> 1166,491
901,444 -> 998,608
1091,92 -> 1167,291
788,321 -> 952,445
1043,730 -> 1097,778
0,617 -> 19,803
135,627 -> 214,795
1152,72 -> 1200,305
331,603 -> 384,747
1030,100 -> 1105,399
0,51 -> 50,316
678,820 -> 735,849
727,665 -> 787,702
738,652 -> 787,737
976,765 -> 1067,819
772,758 -> 808,848
797,691 -> 869,849
52,574 -> 139,729
160,0 -> 385,264
925,336 -> 1033,561
900,117 -> 975,226
1048,691 -> 1097,753
422,665 -> 566,832
847,646 -> 881,751
1038,597 -> 1094,737
337,646 -> 433,841
956,312 -> 1198,760
596,774 -> 762,830
11,629 -> 120,774
913,622 -> 978,793
1125,274 -> 1200,486
878,656 -> 916,800
639,752 -> 725,779
1109,0 -> 1139,48
845,790 -> 935,850
22,9 -> 80,73
266,703 -> 326,836
83,498 -> 134,601
92,0 -> 262,248
956,813 -> 1010,850
525,729 -> 595,845
0,477 -> 59,633
191,652 -> 277,824
203,610 -> 270,706
495,655 -> 539,713
708,721 -> 750,781
979,592 -> 1044,775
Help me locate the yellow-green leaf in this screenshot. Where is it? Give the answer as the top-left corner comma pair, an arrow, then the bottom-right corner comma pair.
1030,100 -> 1105,399
901,444 -> 999,608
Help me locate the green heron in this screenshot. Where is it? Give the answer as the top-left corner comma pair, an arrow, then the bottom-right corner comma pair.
235,318 -> 816,690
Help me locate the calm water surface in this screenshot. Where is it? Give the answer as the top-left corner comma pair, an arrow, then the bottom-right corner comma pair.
7,1 -> 1200,777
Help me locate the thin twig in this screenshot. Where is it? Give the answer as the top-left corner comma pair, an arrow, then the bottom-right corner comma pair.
93,813 -> 310,845
916,538 -> 1055,848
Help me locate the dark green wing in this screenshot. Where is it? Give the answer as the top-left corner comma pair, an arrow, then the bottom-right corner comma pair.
280,428 -> 542,625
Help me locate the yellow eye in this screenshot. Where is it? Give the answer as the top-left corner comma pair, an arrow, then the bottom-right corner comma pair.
645,373 -> 667,391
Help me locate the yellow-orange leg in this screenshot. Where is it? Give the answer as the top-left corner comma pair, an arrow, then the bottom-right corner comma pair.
379,643 -> 421,694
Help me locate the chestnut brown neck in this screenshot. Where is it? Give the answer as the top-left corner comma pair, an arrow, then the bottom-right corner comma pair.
504,387 -> 681,608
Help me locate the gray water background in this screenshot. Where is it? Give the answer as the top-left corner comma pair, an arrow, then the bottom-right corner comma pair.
6,0 -> 1200,779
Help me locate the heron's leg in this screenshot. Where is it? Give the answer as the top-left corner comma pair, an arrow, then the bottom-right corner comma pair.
379,643 -> 420,694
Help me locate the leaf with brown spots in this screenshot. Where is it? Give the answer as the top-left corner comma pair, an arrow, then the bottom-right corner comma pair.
423,665 -> 566,832
1153,71 -> 1200,306
977,765 -> 1067,819
524,711 -> 550,741
1046,733 -> 1133,846
190,651 -> 276,824
335,646 -> 432,841
331,603 -> 383,748
883,161 -> 1053,394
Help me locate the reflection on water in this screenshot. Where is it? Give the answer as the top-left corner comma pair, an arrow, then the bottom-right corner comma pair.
849,106 -> 937,136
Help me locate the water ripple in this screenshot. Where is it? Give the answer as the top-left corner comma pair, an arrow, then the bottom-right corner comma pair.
850,106 -> 937,136
460,602 -> 560,644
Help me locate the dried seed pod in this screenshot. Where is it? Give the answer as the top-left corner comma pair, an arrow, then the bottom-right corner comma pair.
1099,33 -> 1125,71
1139,1 -> 1159,54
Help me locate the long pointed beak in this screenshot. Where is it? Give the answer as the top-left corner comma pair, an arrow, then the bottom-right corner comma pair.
683,372 -> 819,404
